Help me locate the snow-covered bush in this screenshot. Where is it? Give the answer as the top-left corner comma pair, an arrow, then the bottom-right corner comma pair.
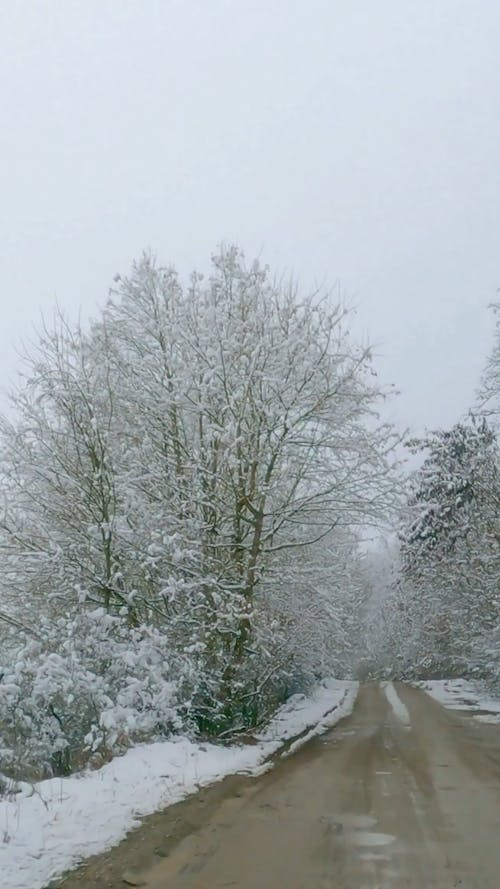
0,610 -> 181,780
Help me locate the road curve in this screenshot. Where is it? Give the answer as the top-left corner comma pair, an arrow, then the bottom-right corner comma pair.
140,682 -> 500,889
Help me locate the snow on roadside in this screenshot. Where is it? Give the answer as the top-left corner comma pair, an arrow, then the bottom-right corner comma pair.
0,679 -> 357,889
256,678 -> 358,745
381,681 -> 410,727
417,679 -> 500,724
259,678 -> 359,756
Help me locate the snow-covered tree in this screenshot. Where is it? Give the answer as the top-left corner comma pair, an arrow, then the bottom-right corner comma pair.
0,245 -> 399,777
395,419 -> 499,679
477,302 -> 500,425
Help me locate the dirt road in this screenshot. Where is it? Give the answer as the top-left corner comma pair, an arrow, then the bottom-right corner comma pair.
54,682 -> 500,889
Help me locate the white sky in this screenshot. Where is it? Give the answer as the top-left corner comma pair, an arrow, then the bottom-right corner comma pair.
1,1 -> 499,434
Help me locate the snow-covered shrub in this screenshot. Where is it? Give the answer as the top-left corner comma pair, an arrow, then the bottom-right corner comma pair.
0,610 -> 181,780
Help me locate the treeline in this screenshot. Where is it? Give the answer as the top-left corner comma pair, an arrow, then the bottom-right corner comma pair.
376,304 -> 500,686
0,247 -> 397,780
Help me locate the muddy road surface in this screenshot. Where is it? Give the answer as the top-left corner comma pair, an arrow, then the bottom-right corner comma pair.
54,682 -> 500,889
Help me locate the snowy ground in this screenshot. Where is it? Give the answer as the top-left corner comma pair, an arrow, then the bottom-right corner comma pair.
381,680 -> 411,727
0,679 -> 357,889
417,678 -> 500,724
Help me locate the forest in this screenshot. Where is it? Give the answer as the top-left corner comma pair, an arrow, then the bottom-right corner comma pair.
0,247 -> 498,784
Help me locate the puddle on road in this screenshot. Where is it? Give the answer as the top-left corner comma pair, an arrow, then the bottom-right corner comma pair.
350,830 -> 395,848
321,813 -> 396,857
322,813 -> 396,851
358,850 -> 391,862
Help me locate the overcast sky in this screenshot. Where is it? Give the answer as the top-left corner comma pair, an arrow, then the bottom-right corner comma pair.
1,1 -> 499,434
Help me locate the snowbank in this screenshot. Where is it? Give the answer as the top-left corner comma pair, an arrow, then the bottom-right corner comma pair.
381,681 -> 411,727
417,679 -> 500,724
257,678 -> 358,755
0,679 -> 357,889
